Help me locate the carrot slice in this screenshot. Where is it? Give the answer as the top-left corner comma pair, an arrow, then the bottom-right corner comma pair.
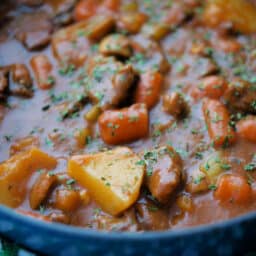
30,54 -> 54,90
236,116 -> 256,143
198,76 -> 227,99
135,71 -> 163,109
74,0 -> 99,21
98,103 -> 149,144
202,99 -> 236,147
214,174 -> 252,204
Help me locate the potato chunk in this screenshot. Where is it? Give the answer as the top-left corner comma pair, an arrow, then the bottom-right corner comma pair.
0,148 -> 57,207
203,0 -> 256,34
68,147 -> 144,215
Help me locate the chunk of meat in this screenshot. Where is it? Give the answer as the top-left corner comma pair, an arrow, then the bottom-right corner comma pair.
162,92 -> 189,118
223,78 -> 256,114
145,146 -> 183,204
11,64 -> 32,87
130,35 -> 170,74
29,172 -> 57,210
10,64 -> 33,98
52,21 -> 90,66
85,56 -> 136,109
99,34 -> 132,58
135,198 -> 169,230
13,12 -> 53,50
0,67 -> 9,100
98,103 -> 149,144
30,54 -> 54,90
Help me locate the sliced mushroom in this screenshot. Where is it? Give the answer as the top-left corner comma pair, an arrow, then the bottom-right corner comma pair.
99,34 -> 132,58
29,172 -> 57,210
144,145 -> 183,204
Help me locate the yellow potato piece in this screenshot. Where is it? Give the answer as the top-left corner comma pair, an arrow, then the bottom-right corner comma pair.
203,0 -> 256,34
68,147 -> 144,215
0,148 -> 57,207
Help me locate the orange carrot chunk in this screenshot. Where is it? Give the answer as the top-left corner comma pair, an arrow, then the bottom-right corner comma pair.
135,71 -> 163,109
98,103 -> 149,144
214,174 -> 252,204
202,99 -> 236,147
103,0 -> 121,11
198,76 -> 227,99
30,54 -> 54,90
74,0 -> 98,21
236,116 -> 256,143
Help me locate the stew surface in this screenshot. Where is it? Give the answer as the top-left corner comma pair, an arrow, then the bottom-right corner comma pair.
1,0 -> 256,232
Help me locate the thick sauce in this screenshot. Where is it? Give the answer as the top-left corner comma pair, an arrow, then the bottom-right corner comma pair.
1,0 -> 256,231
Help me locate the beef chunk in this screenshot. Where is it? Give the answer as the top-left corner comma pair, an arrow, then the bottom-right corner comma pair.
10,64 -> 33,98
0,67 -> 9,100
144,145 -> 183,204
13,12 -> 53,50
135,198 -> 169,230
85,56 -> 136,110
129,35 -> 170,74
223,78 -> 256,113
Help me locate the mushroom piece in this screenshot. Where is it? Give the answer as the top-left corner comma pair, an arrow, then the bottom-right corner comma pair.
99,34 -> 132,58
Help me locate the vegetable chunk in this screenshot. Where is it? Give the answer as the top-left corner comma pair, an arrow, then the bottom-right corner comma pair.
98,103 -> 149,144
0,148 -> 57,207
203,0 -> 256,34
68,147 -> 145,215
